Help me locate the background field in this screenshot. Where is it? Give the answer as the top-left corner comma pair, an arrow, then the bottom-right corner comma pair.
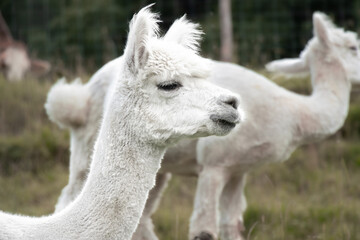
0,74 -> 359,240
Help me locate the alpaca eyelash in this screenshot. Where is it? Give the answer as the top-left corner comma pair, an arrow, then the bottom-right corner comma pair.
157,82 -> 182,91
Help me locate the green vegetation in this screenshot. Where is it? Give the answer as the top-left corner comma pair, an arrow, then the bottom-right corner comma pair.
2,0 -> 359,70
0,74 -> 360,239
152,140 -> 360,240
0,165 -> 68,216
0,77 -> 70,175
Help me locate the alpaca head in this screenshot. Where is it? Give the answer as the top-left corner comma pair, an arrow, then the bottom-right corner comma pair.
110,6 -> 242,146
266,12 -> 360,84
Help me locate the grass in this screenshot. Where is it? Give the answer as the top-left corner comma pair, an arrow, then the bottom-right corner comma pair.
0,76 -> 70,175
243,142 -> 360,240
151,141 -> 360,240
0,165 -> 68,216
0,73 -> 360,239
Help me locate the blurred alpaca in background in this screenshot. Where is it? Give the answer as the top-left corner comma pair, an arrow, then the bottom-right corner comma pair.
0,11 -> 50,81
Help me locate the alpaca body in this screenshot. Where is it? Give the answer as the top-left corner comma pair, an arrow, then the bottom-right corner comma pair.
163,58 -> 349,174
2,8 -> 242,240
164,62 -> 303,172
166,57 -> 350,239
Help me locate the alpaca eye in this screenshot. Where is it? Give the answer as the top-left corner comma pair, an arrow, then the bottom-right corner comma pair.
349,46 -> 357,51
157,82 -> 182,91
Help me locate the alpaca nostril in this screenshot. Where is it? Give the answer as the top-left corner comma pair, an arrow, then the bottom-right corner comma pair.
224,97 -> 238,109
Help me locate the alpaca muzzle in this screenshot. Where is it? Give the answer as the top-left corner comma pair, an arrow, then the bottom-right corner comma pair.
210,110 -> 240,130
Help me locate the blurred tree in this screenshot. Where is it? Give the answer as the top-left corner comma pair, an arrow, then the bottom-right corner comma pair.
219,0 -> 234,62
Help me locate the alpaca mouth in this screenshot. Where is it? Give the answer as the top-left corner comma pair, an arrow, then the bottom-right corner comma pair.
210,112 -> 240,130
216,119 -> 236,128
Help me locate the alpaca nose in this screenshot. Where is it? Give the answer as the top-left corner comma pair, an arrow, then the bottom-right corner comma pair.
219,95 -> 239,110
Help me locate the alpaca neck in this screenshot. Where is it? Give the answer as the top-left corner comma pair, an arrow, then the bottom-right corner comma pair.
6,87 -> 166,240
54,75 -> 115,212
297,55 -> 350,143
66,119 -> 165,239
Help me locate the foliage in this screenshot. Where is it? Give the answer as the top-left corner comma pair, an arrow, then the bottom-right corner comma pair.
2,0 -> 359,71
231,0 -> 359,65
0,128 -> 69,175
0,165 -> 68,216
0,76 -> 69,175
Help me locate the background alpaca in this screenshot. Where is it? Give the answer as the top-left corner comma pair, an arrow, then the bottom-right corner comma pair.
0,7 -> 242,240
0,11 -> 50,81
46,68 -> 115,212
141,12 -> 360,240
46,12 -> 360,240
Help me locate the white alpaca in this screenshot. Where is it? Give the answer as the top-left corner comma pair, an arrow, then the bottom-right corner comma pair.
175,13 -> 360,240
0,7 -> 242,240
46,15 -> 214,213
46,13 -> 360,240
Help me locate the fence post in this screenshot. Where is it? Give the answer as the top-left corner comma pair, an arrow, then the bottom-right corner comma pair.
219,0 -> 234,62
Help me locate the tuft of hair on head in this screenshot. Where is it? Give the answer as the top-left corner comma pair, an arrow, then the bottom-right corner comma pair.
163,14 -> 203,53
123,4 -> 161,74
45,77 -> 90,129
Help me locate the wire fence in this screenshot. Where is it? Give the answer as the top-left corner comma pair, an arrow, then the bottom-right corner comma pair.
1,0 -> 359,72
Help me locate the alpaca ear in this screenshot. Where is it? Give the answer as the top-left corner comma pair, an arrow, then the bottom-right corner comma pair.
266,58 -> 308,75
313,12 -> 331,47
123,5 -> 159,74
164,15 -> 203,53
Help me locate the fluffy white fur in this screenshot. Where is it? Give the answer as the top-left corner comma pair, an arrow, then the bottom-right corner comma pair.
0,7 -> 241,240
48,12 -> 360,240
2,47 -> 31,81
45,78 -> 91,129
163,15 -> 203,52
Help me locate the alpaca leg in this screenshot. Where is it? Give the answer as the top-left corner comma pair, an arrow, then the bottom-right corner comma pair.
132,173 -> 172,240
189,166 -> 228,240
219,174 -> 247,240
55,135 -> 91,212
